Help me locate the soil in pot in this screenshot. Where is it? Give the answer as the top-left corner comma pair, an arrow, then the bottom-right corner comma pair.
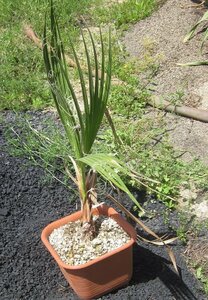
49,215 -> 131,266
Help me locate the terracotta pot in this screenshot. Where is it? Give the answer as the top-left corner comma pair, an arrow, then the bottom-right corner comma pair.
41,204 -> 137,300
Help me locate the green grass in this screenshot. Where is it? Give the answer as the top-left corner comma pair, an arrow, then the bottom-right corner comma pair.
0,0 -> 99,110
0,26 -> 50,110
95,0 -> 157,29
109,85 -> 147,118
196,266 -> 208,295
96,116 -> 208,207
2,114 -> 75,188
0,0 -> 158,110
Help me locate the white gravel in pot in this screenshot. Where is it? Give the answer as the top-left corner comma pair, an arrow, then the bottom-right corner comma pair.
49,216 -> 131,266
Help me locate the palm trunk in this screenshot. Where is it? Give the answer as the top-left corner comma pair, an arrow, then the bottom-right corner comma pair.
81,170 -> 97,239
82,198 -> 93,224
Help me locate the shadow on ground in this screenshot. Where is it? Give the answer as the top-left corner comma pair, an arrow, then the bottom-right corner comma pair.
132,244 -> 198,300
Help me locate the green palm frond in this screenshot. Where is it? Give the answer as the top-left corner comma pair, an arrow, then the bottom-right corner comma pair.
184,11 -> 208,44
43,10 -> 82,158
43,1 -> 112,159
43,1 -> 143,214
184,10 -> 208,59
180,11 -> 208,67
79,153 -> 144,212
178,60 -> 208,66
201,27 -> 208,50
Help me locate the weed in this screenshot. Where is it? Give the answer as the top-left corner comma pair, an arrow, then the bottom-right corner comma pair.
135,37 -> 164,78
196,267 -> 208,294
176,227 -> 187,244
166,90 -> 185,106
185,230 -> 208,295
96,114 -> 208,207
3,113 -> 73,185
109,85 -> 147,118
95,0 -> 157,29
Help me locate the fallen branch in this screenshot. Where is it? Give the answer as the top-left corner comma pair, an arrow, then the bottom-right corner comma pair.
180,0 -> 208,9
24,24 -> 76,67
106,194 -> 179,275
150,95 -> 208,123
23,24 -> 208,124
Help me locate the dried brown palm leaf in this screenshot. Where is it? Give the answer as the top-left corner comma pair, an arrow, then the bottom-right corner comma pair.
107,194 -> 179,275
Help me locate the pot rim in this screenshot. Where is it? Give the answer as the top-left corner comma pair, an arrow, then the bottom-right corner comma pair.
41,204 -> 136,270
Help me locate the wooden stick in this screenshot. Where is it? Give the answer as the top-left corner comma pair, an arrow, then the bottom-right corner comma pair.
150,95 -> 208,123
180,0 -> 207,9
24,24 -> 76,67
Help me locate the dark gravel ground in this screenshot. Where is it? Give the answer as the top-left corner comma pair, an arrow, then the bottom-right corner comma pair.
0,111 -> 207,300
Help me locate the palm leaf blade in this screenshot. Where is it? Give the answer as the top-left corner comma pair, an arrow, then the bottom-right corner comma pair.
79,153 -> 144,211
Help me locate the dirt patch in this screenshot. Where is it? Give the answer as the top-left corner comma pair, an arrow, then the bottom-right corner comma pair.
124,0 -> 208,109
123,0 -> 208,166
185,236 -> 208,278
146,109 -> 208,164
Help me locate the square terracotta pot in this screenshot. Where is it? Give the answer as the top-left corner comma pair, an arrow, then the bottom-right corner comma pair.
41,204 -> 137,300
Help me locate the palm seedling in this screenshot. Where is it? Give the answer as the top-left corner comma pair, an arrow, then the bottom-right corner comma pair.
43,2 -> 144,234
42,1 -> 178,272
